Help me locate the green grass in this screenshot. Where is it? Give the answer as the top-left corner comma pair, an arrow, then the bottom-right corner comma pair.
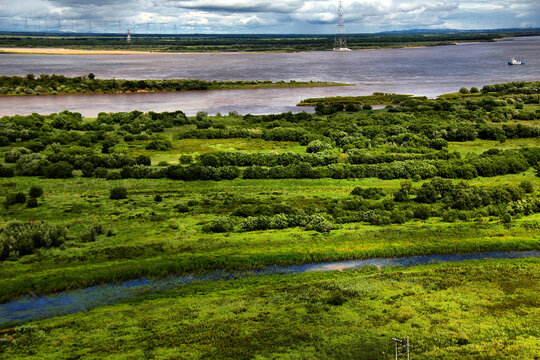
448,138 -> 540,154
1,176 -> 538,302
1,258 -> 538,359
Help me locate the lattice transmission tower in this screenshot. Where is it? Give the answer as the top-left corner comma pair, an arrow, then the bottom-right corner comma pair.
333,1 -> 351,51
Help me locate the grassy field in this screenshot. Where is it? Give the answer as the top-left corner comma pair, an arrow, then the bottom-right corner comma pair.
0,81 -> 539,358
1,258 -> 538,359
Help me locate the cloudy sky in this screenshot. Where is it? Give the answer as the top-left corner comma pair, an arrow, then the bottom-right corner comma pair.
0,0 -> 538,34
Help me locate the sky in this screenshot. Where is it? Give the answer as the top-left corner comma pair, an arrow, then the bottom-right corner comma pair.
0,0 -> 538,34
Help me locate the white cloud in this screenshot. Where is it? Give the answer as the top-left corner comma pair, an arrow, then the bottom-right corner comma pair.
0,0 -> 538,33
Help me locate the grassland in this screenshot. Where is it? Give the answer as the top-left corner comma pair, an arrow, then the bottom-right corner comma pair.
0,81 -> 539,358
1,258 -> 539,359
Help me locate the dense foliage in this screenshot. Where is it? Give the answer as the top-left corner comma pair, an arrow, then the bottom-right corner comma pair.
0,74 -> 344,96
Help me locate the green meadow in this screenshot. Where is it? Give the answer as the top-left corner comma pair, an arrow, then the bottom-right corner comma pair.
1,258 -> 539,359
0,80 -> 539,358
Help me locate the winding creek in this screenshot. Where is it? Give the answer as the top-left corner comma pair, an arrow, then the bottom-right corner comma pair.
1,250 -> 538,327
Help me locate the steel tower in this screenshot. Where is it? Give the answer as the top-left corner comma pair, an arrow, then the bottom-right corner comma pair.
334,1 -> 350,51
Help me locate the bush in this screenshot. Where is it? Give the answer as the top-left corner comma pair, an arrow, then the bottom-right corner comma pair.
179,155 -> 193,164
519,180 -> 534,193
26,198 -> 38,208
29,186 -> 43,198
0,221 -> 66,261
94,167 -> 108,178
81,224 -> 104,243
146,139 -> 172,151
204,216 -> 233,233
158,161 -> 168,167
196,111 -> 208,121
470,87 -> 479,93
5,192 -> 27,206
5,147 -> 32,163
175,204 -> 190,213
305,215 -> 335,233
110,187 -> 127,200
44,161 -> 73,178
106,171 -> 122,180
306,140 -> 333,153
351,187 -> 385,200
459,87 -> 470,94
154,194 -> 163,202
0,165 -> 14,177
135,155 -> 152,166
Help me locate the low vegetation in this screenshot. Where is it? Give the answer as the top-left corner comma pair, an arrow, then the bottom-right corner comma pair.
0,74 -> 348,96
1,31 -> 539,52
1,258 -> 538,359
0,79 -> 538,358
0,81 -> 538,306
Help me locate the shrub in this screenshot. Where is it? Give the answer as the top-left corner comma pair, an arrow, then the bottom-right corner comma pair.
110,187 -> 127,200
26,198 -> 38,208
0,165 -> 14,177
196,111 -> 208,121
305,215 -> 335,233
94,167 -> 108,178
204,216 -> 233,233
362,104 -> 373,110
413,204 -> 431,220
16,153 -> 49,176
0,221 -> 66,261
5,192 -> 27,206
154,194 -> 163,202
5,147 -> 32,163
351,187 -> 385,200
106,171 -> 122,180
519,180 -> 534,193
146,139 -> 172,151
470,87 -> 479,93
306,140 -> 332,153
81,224 -> 104,243
459,87 -> 470,94
179,155 -> 193,164
29,186 -> 43,198
136,155 -> 152,166
176,204 -> 190,213
158,161 -> 168,167
44,161 -> 73,178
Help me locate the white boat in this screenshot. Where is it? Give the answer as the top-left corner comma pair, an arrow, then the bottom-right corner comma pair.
508,58 -> 525,65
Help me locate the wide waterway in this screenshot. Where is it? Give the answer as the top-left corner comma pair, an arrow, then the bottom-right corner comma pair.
0,250 -> 538,327
0,36 -> 538,116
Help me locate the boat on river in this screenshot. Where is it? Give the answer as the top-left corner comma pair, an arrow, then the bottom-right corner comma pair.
508,58 -> 525,65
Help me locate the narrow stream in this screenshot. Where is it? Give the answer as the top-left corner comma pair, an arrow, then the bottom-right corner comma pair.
1,250 -> 538,327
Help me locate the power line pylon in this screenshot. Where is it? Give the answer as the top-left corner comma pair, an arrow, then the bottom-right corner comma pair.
333,1 -> 351,51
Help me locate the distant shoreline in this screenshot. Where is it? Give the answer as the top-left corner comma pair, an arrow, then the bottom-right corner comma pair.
0,47 -> 155,55
0,41 -> 489,56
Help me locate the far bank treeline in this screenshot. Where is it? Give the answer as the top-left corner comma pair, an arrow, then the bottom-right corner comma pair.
1,31 -> 540,52
0,74 -> 347,96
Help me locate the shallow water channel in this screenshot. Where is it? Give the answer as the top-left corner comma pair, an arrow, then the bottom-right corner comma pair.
0,250 -> 538,327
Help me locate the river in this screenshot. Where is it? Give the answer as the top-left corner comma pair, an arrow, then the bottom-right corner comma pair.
0,250 -> 538,327
0,36 -> 538,116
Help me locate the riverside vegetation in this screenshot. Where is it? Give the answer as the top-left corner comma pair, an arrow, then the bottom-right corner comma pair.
0,74 -> 348,96
2,31 -> 540,52
0,80 -> 539,358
